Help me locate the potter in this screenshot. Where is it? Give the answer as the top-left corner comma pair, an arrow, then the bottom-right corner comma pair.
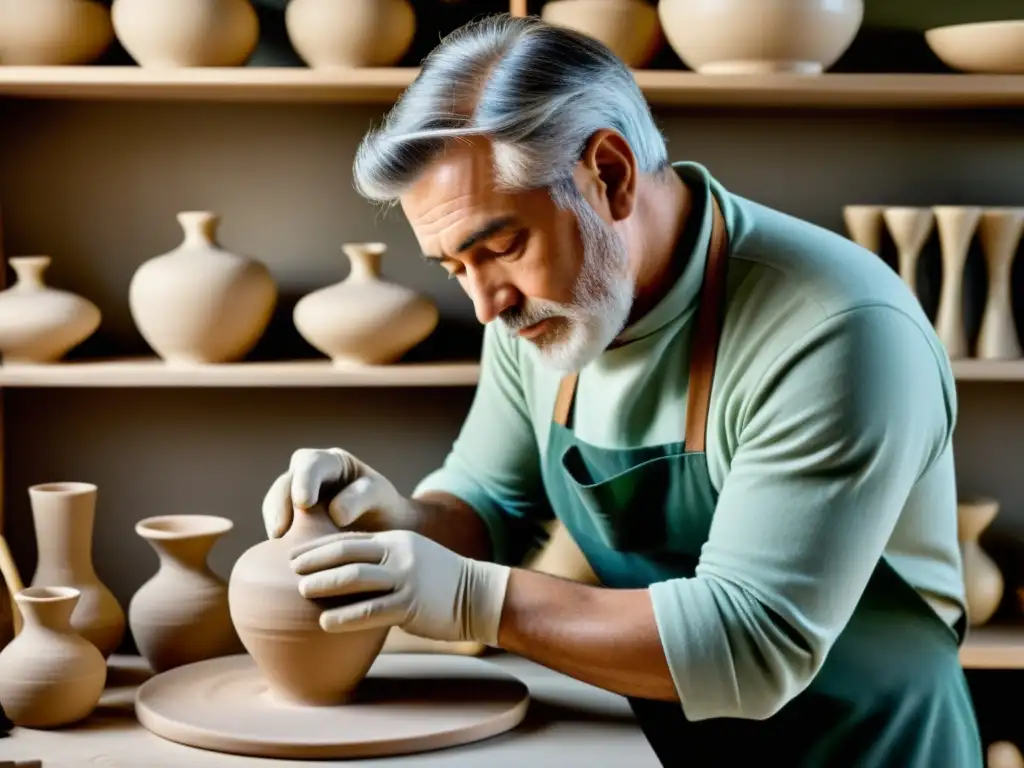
262,14 -> 982,767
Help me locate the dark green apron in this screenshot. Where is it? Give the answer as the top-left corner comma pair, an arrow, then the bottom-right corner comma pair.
540,194 -> 983,766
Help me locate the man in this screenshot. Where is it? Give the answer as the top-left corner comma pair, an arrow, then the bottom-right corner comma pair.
262,13 -> 983,766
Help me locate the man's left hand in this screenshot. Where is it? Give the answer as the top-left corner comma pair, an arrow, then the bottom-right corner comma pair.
288,529 -> 511,646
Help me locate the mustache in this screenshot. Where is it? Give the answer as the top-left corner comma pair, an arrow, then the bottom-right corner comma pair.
498,302 -> 566,332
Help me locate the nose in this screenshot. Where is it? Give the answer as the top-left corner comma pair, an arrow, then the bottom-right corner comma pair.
465,267 -> 518,325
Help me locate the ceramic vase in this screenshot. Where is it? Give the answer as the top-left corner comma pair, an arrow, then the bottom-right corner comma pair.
842,205 -> 884,255
128,515 -> 242,673
28,482 -> 125,658
957,497 -> 1003,627
541,0 -> 664,68
933,206 -> 981,360
286,0 -> 416,68
227,505 -> 390,706
128,211 -> 277,365
293,243 -> 439,365
976,208 -> 1024,360
0,586 -> 107,728
658,0 -> 863,74
882,207 -> 934,302
0,256 -> 101,363
111,0 -> 259,67
0,0 -> 113,65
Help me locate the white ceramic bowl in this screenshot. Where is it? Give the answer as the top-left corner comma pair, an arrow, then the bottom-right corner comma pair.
925,20 -> 1024,74
541,0 -> 664,68
657,0 -> 863,75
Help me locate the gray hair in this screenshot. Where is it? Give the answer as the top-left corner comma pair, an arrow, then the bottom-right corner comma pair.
352,13 -> 669,209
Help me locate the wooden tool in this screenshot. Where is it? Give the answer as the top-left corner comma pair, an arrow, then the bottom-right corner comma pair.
0,534 -> 23,637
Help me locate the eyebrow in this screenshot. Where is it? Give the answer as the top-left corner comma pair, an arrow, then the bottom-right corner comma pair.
422,216 -> 518,262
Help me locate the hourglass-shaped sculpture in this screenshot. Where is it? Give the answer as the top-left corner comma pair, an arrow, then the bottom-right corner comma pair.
957,497 -> 1004,627
976,207 -> 1024,360
843,205 -> 884,255
933,206 -> 981,360
882,207 -> 934,301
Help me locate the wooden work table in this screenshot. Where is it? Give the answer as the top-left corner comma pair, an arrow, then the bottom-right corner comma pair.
1,652 -> 659,767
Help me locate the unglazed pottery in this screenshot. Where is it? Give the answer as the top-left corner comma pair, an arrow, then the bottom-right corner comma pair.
842,205 -> 884,255
933,206 -> 981,360
925,20 -> 1024,74
658,0 -> 863,74
128,211 -> 277,365
882,207 -> 934,301
293,243 -> 439,365
28,482 -> 126,658
227,506 -> 390,705
0,256 -> 101,363
285,0 -> 416,68
129,515 -> 242,673
0,0 -> 113,65
111,0 -> 259,67
976,208 -> 1024,360
135,654 -> 529,759
541,0 -> 664,68
0,586 -> 106,728
989,741 -> 1024,768
957,497 -> 1003,627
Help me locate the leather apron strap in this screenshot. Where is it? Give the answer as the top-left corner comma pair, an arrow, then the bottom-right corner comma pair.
553,194 -> 730,453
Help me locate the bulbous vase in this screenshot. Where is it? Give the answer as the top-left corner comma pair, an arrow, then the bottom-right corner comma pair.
129,514 -> 242,673
293,242 -> 439,365
227,506 -> 390,705
0,586 -> 106,728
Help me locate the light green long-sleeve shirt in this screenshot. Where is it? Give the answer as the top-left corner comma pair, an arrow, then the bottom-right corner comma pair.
414,162 -> 965,721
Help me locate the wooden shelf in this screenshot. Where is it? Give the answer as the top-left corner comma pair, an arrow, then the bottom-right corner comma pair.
960,626 -> 1024,670
0,67 -> 1023,108
0,358 -> 481,387
951,360 -> 1024,381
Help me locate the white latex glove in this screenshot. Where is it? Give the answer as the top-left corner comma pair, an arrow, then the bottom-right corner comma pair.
288,529 -> 511,646
262,448 -> 418,539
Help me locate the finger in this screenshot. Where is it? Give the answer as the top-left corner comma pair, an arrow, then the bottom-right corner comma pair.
319,589 -> 409,633
289,449 -> 345,509
290,536 -> 385,575
261,471 -> 293,539
298,563 -> 396,600
287,530 -> 373,561
326,475 -> 379,528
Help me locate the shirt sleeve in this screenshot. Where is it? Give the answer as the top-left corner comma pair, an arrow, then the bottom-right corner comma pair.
413,321 -> 553,565
648,304 -> 957,721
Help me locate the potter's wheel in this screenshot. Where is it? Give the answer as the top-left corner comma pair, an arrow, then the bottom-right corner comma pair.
135,653 -> 530,759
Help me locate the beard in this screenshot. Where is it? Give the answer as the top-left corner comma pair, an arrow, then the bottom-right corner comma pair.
498,193 -> 634,373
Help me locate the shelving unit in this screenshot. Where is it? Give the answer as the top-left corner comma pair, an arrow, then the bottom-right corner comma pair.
2,6 -> 1024,751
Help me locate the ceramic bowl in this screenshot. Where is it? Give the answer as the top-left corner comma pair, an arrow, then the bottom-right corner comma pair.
925,20 -> 1024,74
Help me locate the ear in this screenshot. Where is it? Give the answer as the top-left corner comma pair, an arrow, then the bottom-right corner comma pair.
572,129 -> 637,222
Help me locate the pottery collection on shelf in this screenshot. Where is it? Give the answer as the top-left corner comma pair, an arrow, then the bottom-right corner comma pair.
2,209 -> 440,368
843,204 -> 1024,361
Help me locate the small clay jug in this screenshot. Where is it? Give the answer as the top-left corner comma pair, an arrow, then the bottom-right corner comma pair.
129,515 -> 242,673
0,256 -> 101,363
293,243 -> 439,365
128,211 -> 278,364
958,497 -> 1004,626
228,506 -> 390,706
0,586 -> 107,728
28,482 -> 125,658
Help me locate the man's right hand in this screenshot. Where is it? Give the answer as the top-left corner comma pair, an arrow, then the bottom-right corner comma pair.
261,448 -> 419,539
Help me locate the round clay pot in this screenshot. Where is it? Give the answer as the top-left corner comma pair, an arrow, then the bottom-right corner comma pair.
658,0 -> 863,74
0,256 -> 101,363
129,515 -> 242,673
285,0 -> 416,67
541,0 -> 663,68
0,0 -> 113,65
0,586 -> 107,728
128,211 -> 278,365
227,506 -> 390,706
111,0 -> 259,67
293,243 -> 439,365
